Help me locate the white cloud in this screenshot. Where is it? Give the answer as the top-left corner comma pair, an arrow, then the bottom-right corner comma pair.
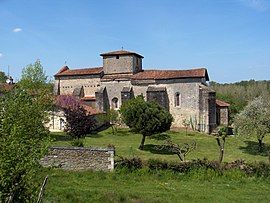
0,53 -> 3,58
13,28 -> 22,33
239,0 -> 269,11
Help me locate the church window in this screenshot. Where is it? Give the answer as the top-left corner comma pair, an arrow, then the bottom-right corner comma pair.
112,97 -> 119,109
175,92 -> 181,107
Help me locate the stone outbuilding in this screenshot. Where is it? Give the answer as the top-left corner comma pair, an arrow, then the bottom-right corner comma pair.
54,50 -> 222,134
216,99 -> 230,126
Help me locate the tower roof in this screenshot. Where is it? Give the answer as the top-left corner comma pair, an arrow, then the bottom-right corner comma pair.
100,50 -> 144,58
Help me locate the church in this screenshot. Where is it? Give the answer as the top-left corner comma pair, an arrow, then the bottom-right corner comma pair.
54,50 -> 228,134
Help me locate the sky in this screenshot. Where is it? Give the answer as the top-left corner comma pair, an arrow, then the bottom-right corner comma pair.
0,0 -> 269,83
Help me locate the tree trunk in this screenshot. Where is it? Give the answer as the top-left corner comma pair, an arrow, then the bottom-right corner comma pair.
258,139 -> 263,151
219,146 -> 224,164
216,137 -> 225,164
176,153 -> 184,162
139,135 -> 146,150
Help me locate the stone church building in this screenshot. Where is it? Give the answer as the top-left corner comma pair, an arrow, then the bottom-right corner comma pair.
54,50 -> 227,134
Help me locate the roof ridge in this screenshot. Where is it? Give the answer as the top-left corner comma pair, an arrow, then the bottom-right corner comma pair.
142,67 -> 206,72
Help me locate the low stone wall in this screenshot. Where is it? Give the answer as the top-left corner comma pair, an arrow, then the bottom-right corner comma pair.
40,147 -> 115,171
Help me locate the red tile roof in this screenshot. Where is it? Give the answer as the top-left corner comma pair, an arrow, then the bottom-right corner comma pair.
100,50 -> 144,58
81,96 -> 96,101
54,66 -> 103,77
132,68 -> 209,81
216,99 -> 230,107
0,83 -> 14,92
82,104 -> 101,115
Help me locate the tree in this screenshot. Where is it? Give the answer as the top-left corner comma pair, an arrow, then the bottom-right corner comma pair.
21,60 -> 48,85
56,95 -> 96,139
215,125 -> 230,163
234,97 -> 270,151
0,89 -> 50,202
0,71 -> 8,83
18,60 -> 53,110
120,96 -> 173,149
158,139 -> 196,161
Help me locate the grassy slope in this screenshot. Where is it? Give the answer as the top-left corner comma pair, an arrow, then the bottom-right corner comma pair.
43,169 -> 270,203
51,128 -> 270,163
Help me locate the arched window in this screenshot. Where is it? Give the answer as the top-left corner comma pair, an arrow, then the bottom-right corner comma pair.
175,92 -> 181,107
112,97 -> 119,109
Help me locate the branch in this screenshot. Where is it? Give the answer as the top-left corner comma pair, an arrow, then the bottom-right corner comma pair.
37,175 -> 49,203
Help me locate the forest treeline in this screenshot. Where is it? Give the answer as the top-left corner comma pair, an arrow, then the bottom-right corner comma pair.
210,80 -> 270,121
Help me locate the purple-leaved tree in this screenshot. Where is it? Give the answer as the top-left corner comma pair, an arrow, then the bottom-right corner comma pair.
56,95 -> 96,139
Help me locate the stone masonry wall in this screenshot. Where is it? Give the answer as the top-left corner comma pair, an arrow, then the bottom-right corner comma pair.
58,75 -> 101,96
219,107 -> 229,126
40,147 -> 115,171
103,55 -> 135,74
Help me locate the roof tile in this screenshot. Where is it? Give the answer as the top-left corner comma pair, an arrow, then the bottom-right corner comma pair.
132,68 -> 209,81
55,67 -> 103,77
216,99 -> 230,107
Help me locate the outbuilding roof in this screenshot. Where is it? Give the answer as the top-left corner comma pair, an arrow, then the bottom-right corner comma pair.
132,68 -> 209,81
216,99 -> 230,107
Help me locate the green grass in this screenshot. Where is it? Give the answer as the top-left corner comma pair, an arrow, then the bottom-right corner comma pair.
44,128 -> 270,202
51,127 -> 270,163
43,168 -> 270,203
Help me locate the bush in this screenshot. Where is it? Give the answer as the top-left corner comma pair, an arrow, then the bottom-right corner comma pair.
115,157 -> 270,178
148,159 -> 169,170
116,157 -> 143,170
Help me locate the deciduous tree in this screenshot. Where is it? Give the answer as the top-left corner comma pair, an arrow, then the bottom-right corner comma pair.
18,60 -> 53,110
234,97 -> 270,151
56,95 -> 96,139
0,71 -> 8,83
0,90 -> 50,202
120,96 -> 173,149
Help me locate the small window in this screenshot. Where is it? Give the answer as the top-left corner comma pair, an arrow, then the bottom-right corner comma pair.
112,97 -> 119,109
116,55 -> 119,59
175,92 -> 181,107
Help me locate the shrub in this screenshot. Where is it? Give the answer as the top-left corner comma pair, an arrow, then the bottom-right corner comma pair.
116,157 -> 143,170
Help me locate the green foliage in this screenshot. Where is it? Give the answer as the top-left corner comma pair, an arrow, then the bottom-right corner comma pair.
21,60 -> 48,85
17,60 -> 54,111
215,125 -> 230,163
234,97 -> 270,150
0,90 -> 50,202
120,96 -> 173,149
210,80 -> 270,121
116,157 -> 143,170
117,157 -> 270,178
0,71 -> 8,83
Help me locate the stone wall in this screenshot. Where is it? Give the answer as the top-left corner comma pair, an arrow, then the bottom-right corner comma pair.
57,75 -> 101,96
217,107 -> 229,126
103,55 -> 134,74
40,147 -> 115,171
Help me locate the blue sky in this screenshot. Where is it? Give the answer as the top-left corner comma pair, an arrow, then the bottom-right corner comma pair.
0,0 -> 269,83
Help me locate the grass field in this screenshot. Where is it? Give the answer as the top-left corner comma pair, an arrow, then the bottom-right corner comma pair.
51,127 -> 270,163
43,168 -> 270,203
43,128 -> 270,202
